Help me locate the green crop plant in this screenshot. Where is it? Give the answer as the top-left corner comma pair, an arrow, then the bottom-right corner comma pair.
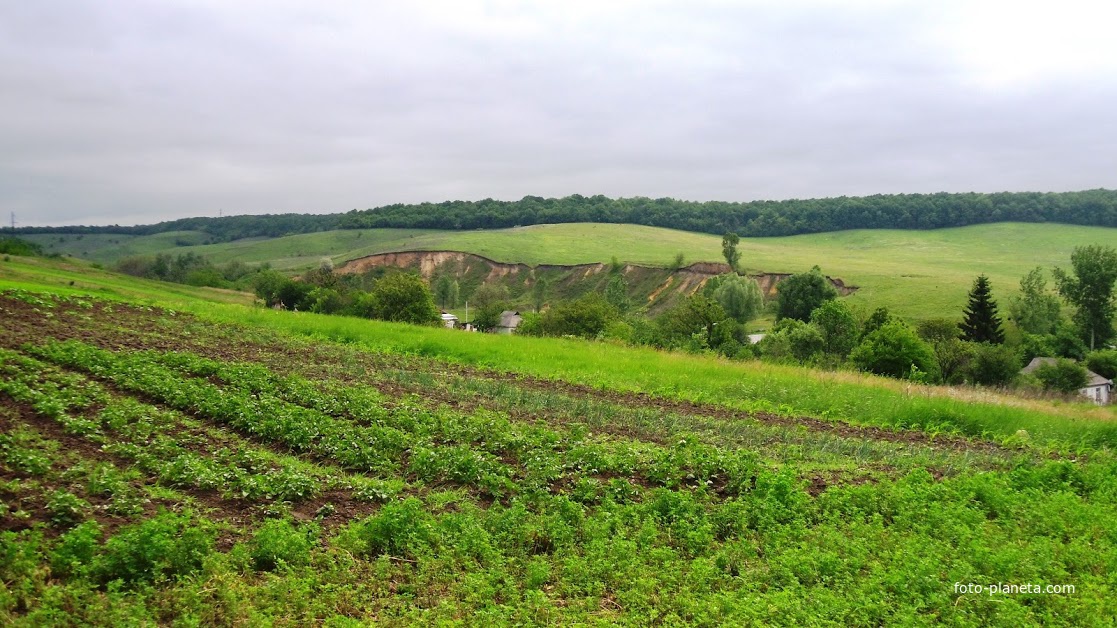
92,511 -> 214,587
249,519 -> 317,572
45,490 -> 90,528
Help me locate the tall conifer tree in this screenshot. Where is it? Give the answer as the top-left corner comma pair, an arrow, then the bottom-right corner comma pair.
960,274 -> 1005,344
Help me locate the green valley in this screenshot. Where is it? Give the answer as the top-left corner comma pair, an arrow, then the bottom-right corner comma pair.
25,222 -> 1117,320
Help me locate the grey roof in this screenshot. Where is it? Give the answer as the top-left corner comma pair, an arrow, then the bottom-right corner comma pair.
499,310 -> 522,328
1021,357 -> 1111,387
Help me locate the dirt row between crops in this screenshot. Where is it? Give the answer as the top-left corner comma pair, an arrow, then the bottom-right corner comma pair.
0,397 -> 259,542
0,367 -> 379,538
0,294 -> 1019,457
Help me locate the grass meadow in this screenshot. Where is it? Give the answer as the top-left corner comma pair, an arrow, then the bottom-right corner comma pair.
26,222 -> 1117,320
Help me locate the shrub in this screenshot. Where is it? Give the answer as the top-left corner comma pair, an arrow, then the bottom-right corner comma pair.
1086,350 -> 1117,380
249,519 -> 316,572
541,294 -> 617,339
516,312 -> 543,337
787,321 -> 825,363
860,306 -> 892,339
810,299 -> 859,357
306,287 -> 345,314
351,498 -> 437,559
966,343 -> 1021,386
656,295 -> 725,349
850,321 -> 936,379
602,319 -> 634,343
367,272 -> 439,324
1034,359 -> 1089,394
0,237 -> 44,256
776,266 -> 837,321
50,520 -> 102,578
93,511 -> 214,586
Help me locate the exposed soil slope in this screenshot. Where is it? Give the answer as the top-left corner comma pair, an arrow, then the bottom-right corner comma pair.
337,250 -> 856,313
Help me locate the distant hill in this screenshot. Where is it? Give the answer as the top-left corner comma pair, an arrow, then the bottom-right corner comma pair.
24,221 -> 1117,321
12,188 -> 1117,241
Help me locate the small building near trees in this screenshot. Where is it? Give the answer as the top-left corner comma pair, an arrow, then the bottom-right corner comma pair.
496,311 -> 522,334
1022,357 -> 1112,405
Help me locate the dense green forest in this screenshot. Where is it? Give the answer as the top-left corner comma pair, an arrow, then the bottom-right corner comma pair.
13,189 -> 1117,242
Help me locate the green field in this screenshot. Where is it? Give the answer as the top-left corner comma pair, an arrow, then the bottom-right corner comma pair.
27,222 -> 1117,320
0,255 -> 253,308
3,254 -> 1117,624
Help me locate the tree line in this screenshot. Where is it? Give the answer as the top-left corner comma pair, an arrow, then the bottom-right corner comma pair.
11,189 -> 1117,242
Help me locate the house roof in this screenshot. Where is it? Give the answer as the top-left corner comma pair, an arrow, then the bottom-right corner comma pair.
499,310 -> 522,328
1021,357 -> 1111,387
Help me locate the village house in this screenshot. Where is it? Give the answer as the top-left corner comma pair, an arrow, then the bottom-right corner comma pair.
496,310 -> 522,334
1021,357 -> 1112,405
441,312 -> 458,329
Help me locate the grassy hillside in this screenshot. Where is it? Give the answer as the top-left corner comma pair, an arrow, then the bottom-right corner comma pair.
30,222 -> 1117,320
21,231 -> 214,263
0,254 -> 254,307
23,229 -> 431,270
3,257 -> 1117,623
3,253 -> 1113,444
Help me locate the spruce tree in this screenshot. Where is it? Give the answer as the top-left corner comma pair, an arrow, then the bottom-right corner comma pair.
960,274 -> 1005,344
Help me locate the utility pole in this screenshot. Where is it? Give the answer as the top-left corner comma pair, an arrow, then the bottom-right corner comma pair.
9,212 -> 14,232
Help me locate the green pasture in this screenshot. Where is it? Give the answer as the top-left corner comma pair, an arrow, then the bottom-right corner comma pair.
0,255 -> 252,308
25,229 -> 433,271
22,231 -> 210,263
387,222 -> 1117,320
29,222 -> 1117,320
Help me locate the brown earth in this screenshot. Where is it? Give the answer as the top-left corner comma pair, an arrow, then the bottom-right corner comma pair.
335,250 -> 858,311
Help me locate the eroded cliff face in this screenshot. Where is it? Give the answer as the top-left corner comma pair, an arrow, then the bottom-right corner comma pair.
336,251 -> 856,313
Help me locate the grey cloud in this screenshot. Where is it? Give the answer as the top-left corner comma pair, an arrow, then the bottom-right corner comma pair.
1,1 -> 1114,227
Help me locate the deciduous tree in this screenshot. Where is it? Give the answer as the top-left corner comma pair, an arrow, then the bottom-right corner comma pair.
368,272 -> 439,325
850,321 -> 936,380
917,318 -> 971,384
605,275 -> 631,313
434,275 -> 459,310
712,274 -> 764,324
1054,245 -> 1117,350
1009,267 -> 1061,335
810,299 -> 859,357
721,232 -> 741,272
776,266 -> 837,322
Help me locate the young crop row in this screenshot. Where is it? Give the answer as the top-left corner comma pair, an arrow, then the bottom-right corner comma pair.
0,349 -> 329,504
6,295 -> 1117,623
32,340 -> 776,502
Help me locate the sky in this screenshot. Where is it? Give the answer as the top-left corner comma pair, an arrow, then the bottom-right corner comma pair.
2,0 -> 1115,227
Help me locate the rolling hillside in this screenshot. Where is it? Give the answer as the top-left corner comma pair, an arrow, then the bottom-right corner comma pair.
26,222 -> 1117,320
2,254 -> 1117,623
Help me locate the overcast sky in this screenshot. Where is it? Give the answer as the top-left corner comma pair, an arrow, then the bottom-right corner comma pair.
2,0 -> 1115,227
